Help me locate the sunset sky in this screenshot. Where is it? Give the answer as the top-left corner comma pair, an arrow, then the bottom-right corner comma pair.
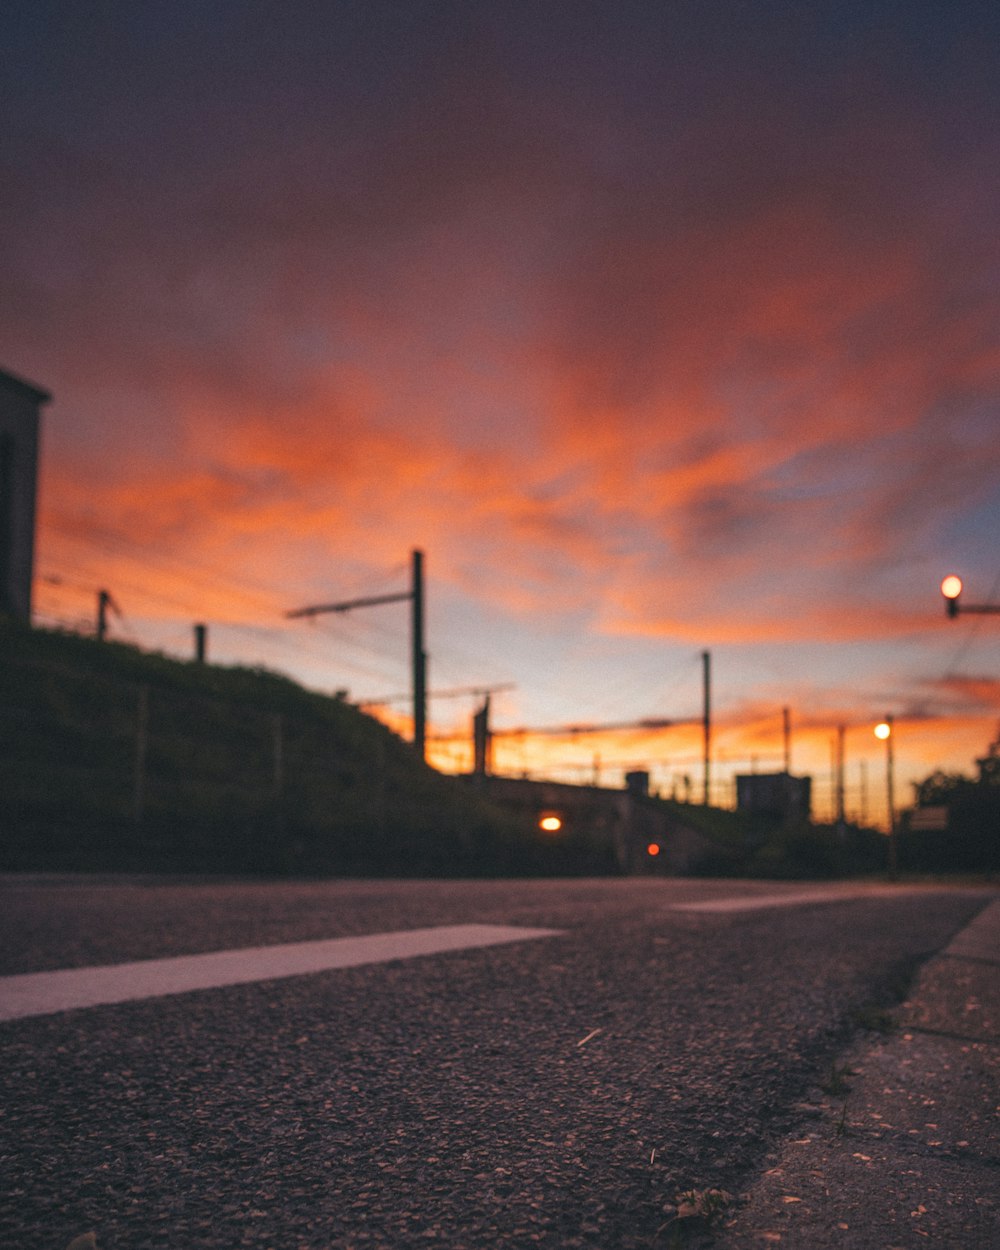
3,0 -> 999,824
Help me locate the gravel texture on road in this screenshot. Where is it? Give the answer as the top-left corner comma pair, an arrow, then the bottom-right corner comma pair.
0,878 -> 990,1249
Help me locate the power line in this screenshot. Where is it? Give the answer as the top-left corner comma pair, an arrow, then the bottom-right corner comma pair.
38,568 -> 406,687
429,716 -> 683,744
360,682 -> 516,706
297,613 -> 415,667
41,566 -> 211,619
560,649 -> 703,725
44,522 -> 287,614
285,549 -> 428,758
224,622 -> 402,686
42,527 -> 416,674
42,534 -> 417,674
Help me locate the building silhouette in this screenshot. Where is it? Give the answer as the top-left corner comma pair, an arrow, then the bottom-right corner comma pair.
0,367 -> 50,621
735,771 -> 812,825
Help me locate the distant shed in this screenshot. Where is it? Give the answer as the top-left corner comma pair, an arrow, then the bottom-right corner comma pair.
0,367 -> 51,622
735,771 -> 812,825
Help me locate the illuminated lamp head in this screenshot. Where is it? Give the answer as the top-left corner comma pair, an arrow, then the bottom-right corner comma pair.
539,814 -> 563,833
941,575 -> 962,618
874,721 -> 892,741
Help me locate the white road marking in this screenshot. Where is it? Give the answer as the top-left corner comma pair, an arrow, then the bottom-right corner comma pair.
0,924 -> 563,1023
668,885 -> 934,913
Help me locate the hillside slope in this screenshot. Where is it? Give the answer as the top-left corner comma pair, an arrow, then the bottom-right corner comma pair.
0,622 -> 555,876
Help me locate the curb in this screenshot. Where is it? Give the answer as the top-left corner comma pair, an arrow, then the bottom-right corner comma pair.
715,898 -> 1000,1249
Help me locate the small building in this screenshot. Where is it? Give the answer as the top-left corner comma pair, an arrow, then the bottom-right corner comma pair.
735,771 -> 811,825
0,367 -> 50,622
624,769 -> 650,797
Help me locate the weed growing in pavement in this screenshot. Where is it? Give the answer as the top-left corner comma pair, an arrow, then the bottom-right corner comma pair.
655,1188 -> 735,1244
834,1101 -> 851,1138
821,1062 -> 856,1096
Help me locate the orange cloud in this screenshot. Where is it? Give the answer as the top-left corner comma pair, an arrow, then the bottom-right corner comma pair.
10,0 -> 1000,821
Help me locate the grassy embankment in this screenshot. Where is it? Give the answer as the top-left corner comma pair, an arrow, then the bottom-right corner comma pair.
4,622 -> 969,880
0,621 -> 581,876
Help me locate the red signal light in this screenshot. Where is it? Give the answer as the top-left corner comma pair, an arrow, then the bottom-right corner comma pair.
646,843 -> 661,857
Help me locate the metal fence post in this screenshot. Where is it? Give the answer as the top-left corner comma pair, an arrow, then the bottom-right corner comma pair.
133,684 -> 149,822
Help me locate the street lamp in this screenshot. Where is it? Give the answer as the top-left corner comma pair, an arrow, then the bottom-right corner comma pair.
941,575 -> 962,617
941,574 -> 999,619
874,718 -> 897,879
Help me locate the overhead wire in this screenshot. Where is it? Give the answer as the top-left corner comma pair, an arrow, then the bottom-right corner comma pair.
45,521 -> 289,615
36,524 -> 812,763
225,622 -> 401,686
41,564 -> 214,620
46,522 -> 410,641
570,648 -> 704,724
39,556 -> 407,689
39,559 -> 389,675
41,521 -> 418,679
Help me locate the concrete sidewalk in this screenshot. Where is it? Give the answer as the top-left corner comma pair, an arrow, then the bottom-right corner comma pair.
715,897 -> 1000,1249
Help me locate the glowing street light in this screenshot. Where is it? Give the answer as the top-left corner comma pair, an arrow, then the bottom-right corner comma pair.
873,717 -> 897,879
941,575 -> 963,617
941,574 -> 999,619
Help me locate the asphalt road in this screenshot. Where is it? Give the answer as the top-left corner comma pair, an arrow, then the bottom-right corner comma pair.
0,877 -> 991,1250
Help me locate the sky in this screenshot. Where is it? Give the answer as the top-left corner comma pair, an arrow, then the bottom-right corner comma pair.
3,0 -> 999,826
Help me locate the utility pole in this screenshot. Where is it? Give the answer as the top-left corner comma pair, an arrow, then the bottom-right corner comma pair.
702,650 -> 711,806
133,684 -> 149,822
286,549 -> 428,760
411,549 -> 426,761
829,735 -> 837,823
473,695 -> 492,777
836,724 -> 846,826
194,623 -> 207,663
96,589 -> 121,641
874,717 -> 898,879
782,706 -> 791,773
